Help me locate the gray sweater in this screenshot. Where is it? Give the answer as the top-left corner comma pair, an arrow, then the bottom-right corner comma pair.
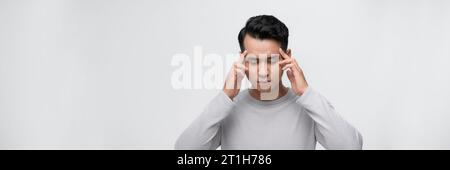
175,87 -> 363,150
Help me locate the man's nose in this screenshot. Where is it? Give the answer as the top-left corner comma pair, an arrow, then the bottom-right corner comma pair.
258,62 -> 269,78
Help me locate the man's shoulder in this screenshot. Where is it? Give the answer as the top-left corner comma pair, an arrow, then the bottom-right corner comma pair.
233,89 -> 250,103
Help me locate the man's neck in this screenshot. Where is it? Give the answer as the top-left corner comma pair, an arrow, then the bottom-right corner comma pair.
249,83 -> 289,101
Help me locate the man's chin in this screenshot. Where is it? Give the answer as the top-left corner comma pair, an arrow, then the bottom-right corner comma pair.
255,85 -> 279,93
257,88 -> 272,92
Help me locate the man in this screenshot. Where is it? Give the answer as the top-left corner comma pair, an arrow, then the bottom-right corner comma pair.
175,15 -> 363,150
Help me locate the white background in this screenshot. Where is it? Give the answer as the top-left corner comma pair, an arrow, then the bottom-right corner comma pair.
1,0 -> 449,149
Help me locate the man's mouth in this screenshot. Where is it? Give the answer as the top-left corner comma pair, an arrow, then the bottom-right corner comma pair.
257,80 -> 271,87
258,80 -> 271,83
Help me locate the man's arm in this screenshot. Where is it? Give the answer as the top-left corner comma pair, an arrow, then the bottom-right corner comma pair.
279,48 -> 362,149
175,51 -> 247,150
175,91 -> 234,150
296,87 -> 363,149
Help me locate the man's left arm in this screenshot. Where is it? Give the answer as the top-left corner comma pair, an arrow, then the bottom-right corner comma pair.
279,48 -> 363,149
296,87 -> 363,149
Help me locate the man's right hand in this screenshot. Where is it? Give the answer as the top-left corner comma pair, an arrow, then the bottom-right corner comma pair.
223,50 -> 248,100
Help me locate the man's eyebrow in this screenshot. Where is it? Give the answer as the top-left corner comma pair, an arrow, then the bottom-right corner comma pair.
246,55 -> 258,60
267,54 -> 280,60
269,54 -> 280,57
245,54 -> 279,61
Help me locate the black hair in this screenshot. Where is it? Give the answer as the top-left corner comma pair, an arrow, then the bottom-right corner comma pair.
238,15 -> 289,52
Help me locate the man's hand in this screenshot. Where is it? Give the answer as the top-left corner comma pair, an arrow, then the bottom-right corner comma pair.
278,48 -> 309,96
223,50 -> 248,100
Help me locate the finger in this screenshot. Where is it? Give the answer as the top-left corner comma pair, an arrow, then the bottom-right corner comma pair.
238,50 -> 248,64
282,63 -> 295,71
279,48 -> 290,59
236,69 -> 245,78
235,63 -> 248,71
278,58 -> 293,65
235,64 -> 246,73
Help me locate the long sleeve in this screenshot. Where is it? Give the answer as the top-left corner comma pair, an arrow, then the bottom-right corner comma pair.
296,87 -> 363,150
175,91 -> 234,150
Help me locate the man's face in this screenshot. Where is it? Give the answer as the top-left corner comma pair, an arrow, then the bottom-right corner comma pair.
243,34 -> 286,92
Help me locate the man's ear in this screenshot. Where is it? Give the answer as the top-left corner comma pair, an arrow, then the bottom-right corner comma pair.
287,49 -> 292,57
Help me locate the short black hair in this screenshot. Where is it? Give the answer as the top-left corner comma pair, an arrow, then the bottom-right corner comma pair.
238,15 -> 289,52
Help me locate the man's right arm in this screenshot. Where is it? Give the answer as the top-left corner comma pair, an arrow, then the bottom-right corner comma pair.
175,91 -> 234,150
175,51 -> 247,150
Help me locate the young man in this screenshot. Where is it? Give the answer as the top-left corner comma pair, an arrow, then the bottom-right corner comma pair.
175,15 -> 363,150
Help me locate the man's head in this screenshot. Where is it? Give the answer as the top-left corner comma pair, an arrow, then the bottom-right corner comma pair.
238,15 -> 290,93
238,15 -> 289,52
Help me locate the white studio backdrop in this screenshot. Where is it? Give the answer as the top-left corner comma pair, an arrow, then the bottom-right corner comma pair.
0,0 -> 449,149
